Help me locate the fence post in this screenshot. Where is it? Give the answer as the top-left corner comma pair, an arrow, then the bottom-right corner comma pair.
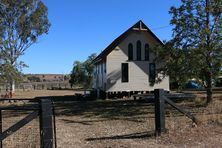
40,99 -> 53,148
154,89 -> 166,135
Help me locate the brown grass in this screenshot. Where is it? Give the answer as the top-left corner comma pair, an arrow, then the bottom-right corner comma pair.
1,89 -> 81,99
0,90 -> 222,148
2,112 -> 40,148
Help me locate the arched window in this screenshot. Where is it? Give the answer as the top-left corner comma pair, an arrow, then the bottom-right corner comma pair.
145,44 -> 150,61
149,63 -> 156,83
136,40 -> 141,60
128,43 -> 133,60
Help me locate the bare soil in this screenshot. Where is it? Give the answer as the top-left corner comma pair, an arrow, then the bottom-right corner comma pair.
1,90 -> 222,148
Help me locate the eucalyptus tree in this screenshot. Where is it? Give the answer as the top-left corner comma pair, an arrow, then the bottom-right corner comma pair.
69,54 -> 97,88
155,0 -> 222,104
69,61 -> 85,88
0,0 -> 50,92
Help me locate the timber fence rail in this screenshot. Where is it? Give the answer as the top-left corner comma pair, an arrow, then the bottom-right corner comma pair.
153,89 -> 197,135
0,89 -> 197,147
0,98 -> 56,148
132,89 -> 197,135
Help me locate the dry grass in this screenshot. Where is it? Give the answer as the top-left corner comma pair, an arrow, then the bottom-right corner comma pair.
53,98 -> 222,148
158,94 -> 222,148
0,90 -> 222,148
2,111 -> 40,148
0,89 -> 82,99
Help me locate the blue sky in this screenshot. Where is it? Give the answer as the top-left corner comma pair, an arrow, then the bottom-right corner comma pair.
20,0 -> 180,74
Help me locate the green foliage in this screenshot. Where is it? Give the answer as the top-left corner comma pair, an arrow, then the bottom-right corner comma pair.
0,0 -> 50,85
153,42 -> 192,89
169,0 -> 222,77
0,62 -> 23,84
155,0 -> 222,102
69,61 -> 85,86
69,53 -> 97,88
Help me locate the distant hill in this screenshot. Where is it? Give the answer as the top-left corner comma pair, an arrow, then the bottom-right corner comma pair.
24,74 -> 70,83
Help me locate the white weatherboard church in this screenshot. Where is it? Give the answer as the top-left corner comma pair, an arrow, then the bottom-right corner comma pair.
93,20 -> 169,98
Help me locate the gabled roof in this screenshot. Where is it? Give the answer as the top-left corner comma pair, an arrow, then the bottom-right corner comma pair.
93,20 -> 164,64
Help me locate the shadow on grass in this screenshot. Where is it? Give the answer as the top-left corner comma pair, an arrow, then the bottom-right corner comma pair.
61,119 -> 93,125
53,96 -> 209,121
61,116 -> 148,125
1,95 -> 212,121
85,131 -> 156,141
0,101 -> 40,118
54,98 -> 155,122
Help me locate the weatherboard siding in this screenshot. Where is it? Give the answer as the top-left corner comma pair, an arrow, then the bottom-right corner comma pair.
106,31 -> 169,92
93,61 -> 107,91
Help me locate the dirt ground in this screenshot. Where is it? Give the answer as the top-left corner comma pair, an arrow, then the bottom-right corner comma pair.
0,90 -> 222,148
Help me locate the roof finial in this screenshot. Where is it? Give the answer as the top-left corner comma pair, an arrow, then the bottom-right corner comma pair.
139,21 -> 142,30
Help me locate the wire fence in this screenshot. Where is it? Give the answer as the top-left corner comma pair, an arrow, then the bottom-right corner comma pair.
0,99 -> 55,148
0,99 -> 40,148
0,82 -> 71,93
2,110 -> 40,148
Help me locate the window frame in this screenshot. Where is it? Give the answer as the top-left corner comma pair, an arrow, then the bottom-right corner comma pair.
144,44 -> 150,61
128,43 -> 133,61
121,63 -> 129,83
136,40 -> 142,61
149,63 -> 156,83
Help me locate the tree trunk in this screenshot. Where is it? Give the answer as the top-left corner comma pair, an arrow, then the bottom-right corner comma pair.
10,80 -> 15,98
10,60 -> 15,96
205,0 -> 212,104
206,73 -> 213,104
